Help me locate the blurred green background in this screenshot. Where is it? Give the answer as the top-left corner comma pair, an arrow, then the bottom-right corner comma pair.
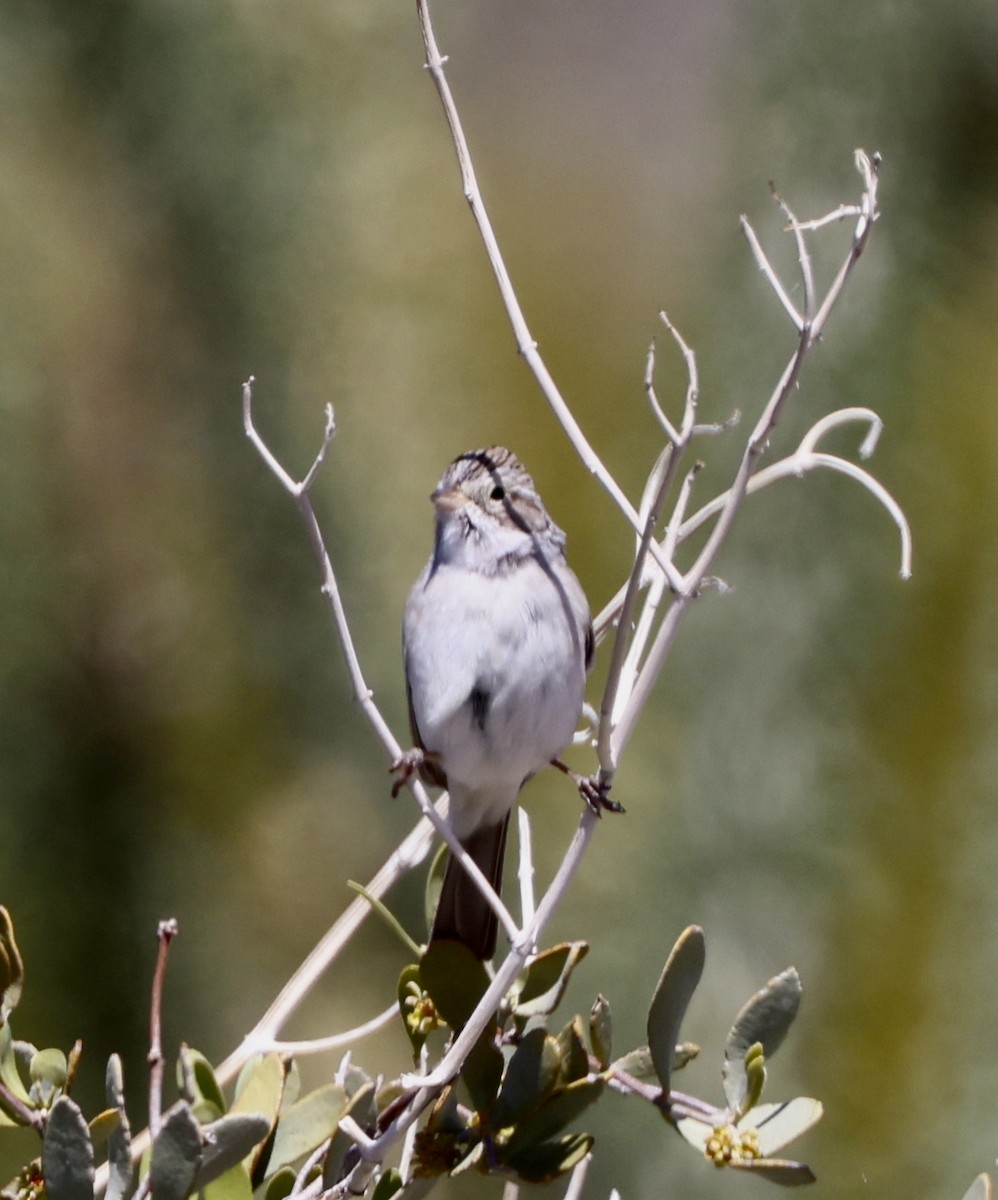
2,0 -> 997,1196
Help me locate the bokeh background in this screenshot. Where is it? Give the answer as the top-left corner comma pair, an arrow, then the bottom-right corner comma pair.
2,0 -> 997,1197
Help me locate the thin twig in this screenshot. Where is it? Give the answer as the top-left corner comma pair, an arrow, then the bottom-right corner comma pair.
147,918 -> 178,1140
772,187 -> 815,323
609,155 -> 883,759
415,0 -> 686,595
740,216 -> 803,331
644,339 -> 681,443
258,1003 -> 398,1057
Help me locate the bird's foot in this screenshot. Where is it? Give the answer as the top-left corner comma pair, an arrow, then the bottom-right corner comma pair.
551,760 -> 625,815
389,747 -> 439,798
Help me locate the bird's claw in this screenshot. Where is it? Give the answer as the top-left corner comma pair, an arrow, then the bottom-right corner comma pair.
550,759 -> 624,816
389,748 -> 423,798
578,773 -> 625,815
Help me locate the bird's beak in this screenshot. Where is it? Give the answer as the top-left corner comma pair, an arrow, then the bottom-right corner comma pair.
431,486 -> 464,513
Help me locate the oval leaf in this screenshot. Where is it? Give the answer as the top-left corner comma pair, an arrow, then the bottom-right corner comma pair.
105,1054 -> 133,1200
0,1023 -> 31,1117
200,1113 -> 271,1186
230,1053 -> 284,1176
419,940 -> 492,1032
553,1017 -> 589,1088
268,1083 -> 347,1172
149,1104 -> 202,1200
43,1096 -> 94,1200
504,1078 -> 604,1157
610,1045 -> 658,1084
753,1098 -> 824,1157
179,1048 -> 227,1115
31,1048 -> 68,1089
647,926 -> 706,1095
493,1029 -> 560,1130
723,969 -> 801,1110
202,1164 -> 254,1200
264,1166 -> 296,1200
589,994 -> 612,1070
514,943 -> 589,1019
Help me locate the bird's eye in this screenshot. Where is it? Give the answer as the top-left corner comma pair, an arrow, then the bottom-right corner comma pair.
489,485 -> 506,501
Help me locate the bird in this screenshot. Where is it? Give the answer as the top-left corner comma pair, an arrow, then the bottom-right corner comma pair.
398,447 -> 593,959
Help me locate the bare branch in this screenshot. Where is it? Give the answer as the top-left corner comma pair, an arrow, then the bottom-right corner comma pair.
607,151 -> 887,761
256,1002 -> 398,1058
147,918 -> 178,1139
415,0 -> 686,594
516,807 -> 537,930
771,186 -> 815,322
740,215 -> 804,331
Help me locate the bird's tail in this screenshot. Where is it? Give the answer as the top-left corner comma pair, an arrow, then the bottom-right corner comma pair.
430,814 -> 510,960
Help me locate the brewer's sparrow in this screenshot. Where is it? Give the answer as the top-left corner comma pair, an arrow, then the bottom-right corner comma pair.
399,447 -> 593,959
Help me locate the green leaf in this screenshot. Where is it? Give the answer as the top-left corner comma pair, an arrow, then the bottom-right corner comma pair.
371,1167 -> 403,1200
647,926 -> 705,1096
199,1113 -> 271,1187
0,909 -> 24,1024
42,1096 -> 94,1200
0,1024 -> 31,1121
553,1017 -> 589,1087
149,1104 -> 202,1200
88,1109 -> 121,1149
723,969 -> 801,1111
504,1078 -> 604,1158
462,1030 -> 504,1116
105,1054 -> 133,1200
202,1163 -> 254,1200
263,1166 -> 296,1200
514,943 -> 589,1019
31,1049 -> 68,1091
229,1053 -> 284,1178
419,940 -> 493,1032
492,1029 -> 559,1131
179,1048 -> 227,1116
589,995 -> 612,1070
609,1046 -> 658,1084
268,1084 -> 347,1172
505,1132 -> 594,1183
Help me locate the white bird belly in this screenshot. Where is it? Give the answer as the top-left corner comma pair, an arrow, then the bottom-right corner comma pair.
404,558 -> 586,834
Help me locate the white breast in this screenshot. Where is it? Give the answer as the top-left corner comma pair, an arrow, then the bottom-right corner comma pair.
404,554 -> 588,836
